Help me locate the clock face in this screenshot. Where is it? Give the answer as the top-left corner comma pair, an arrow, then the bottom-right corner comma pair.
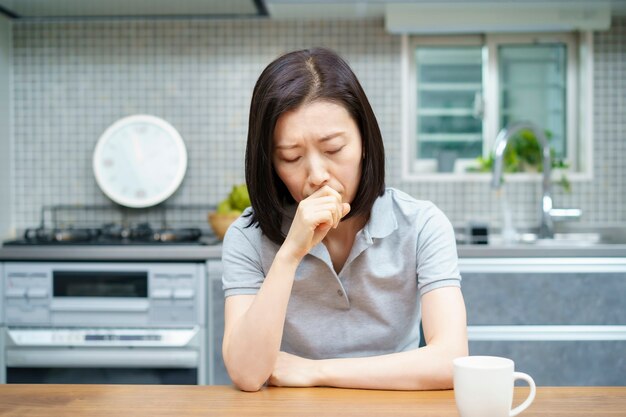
93,115 -> 188,208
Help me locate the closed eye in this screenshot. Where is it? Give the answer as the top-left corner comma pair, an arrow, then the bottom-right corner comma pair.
283,156 -> 301,163
326,146 -> 344,155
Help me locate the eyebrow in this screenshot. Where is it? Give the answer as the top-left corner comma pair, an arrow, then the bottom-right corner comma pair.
275,132 -> 344,150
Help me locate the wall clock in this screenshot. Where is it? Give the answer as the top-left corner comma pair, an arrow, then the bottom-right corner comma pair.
93,115 -> 188,208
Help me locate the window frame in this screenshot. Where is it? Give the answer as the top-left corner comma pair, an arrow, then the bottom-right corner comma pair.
400,32 -> 594,183
404,34 -> 485,175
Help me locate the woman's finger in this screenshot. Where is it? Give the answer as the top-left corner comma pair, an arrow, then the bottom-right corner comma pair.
308,184 -> 342,202
301,194 -> 343,228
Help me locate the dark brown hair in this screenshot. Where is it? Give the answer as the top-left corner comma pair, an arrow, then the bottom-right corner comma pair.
245,47 -> 385,245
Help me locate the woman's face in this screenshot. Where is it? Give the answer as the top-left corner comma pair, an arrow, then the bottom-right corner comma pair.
272,100 -> 363,204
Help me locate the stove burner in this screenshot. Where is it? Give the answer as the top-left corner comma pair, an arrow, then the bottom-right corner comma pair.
153,228 -> 202,243
101,223 -> 152,240
18,223 -> 206,245
25,227 -> 101,243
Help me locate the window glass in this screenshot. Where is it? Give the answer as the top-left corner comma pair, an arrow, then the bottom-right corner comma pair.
415,47 -> 484,162
498,44 -> 567,158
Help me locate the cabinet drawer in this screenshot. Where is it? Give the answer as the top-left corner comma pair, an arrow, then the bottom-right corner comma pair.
207,260 -> 231,386
469,340 -> 626,386
211,277 -> 230,385
461,270 -> 626,325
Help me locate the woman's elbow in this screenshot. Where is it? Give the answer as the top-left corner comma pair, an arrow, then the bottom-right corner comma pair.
224,356 -> 268,392
223,345 -> 273,391
231,375 -> 266,392
226,362 -> 268,392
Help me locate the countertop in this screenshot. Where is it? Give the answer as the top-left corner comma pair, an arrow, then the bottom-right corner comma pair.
0,385 -> 624,417
456,243 -> 626,258
0,242 -> 223,262
1,242 -> 625,261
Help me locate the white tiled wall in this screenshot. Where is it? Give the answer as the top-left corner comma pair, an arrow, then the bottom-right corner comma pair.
8,17 -> 626,232
0,14 -> 12,239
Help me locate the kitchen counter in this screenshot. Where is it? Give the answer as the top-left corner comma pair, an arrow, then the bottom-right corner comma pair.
0,385 -> 624,416
457,243 -> 626,258
1,242 -> 626,261
0,242 -> 223,261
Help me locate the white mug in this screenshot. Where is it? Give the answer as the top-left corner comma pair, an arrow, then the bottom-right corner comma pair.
453,356 -> 536,417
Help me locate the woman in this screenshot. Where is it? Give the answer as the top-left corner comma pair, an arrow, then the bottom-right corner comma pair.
222,47 -> 468,392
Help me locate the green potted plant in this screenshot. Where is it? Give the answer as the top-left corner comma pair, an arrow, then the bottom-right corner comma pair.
208,184 -> 251,240
466,129 -> 571,192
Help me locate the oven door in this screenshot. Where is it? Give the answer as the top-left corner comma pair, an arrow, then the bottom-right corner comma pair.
6,348 -> 199,384
4,327 -> 205,385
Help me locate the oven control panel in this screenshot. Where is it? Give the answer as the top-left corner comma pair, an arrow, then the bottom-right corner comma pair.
4,270 -> 50,324
2,262 -> 206,327
7,326 -> 199,347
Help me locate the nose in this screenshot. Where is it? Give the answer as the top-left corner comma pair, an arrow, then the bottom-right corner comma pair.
306,154 -> 330,188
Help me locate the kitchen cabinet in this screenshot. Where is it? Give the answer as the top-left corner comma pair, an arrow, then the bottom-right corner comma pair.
467,340 -> 624,386
207,259 -> 230,385
206,257 -> 626,386
0,263 -> 4,384
461,258 -> 626,386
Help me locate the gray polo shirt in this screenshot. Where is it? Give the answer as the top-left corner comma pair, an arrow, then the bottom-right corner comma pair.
222,187 -> 461,360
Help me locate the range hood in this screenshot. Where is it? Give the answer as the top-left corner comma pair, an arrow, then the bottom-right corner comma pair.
0,0 -> 268,20
385,1 -> 611,34
267,0 -> 623,32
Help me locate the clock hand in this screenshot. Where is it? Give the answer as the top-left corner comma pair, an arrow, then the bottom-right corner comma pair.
132,135 -> 144,164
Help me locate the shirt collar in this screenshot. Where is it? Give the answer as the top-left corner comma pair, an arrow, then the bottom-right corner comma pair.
364,189 -> 398,240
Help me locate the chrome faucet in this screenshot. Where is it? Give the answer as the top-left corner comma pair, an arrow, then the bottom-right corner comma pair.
491,122 -> 581,239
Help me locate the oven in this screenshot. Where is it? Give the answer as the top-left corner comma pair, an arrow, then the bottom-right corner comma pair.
1,262 -> 207,385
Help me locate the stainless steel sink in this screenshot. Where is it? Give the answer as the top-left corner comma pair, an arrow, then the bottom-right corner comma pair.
457,225 -> 626,247
517,232 -> 602,247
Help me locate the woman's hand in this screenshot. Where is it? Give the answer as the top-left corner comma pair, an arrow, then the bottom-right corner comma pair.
280,185 -> 350,262
268,351 -> 322,388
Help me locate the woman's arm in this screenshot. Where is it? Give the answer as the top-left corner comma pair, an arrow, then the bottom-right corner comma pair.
222,251 -> 300,392
222,186 -> 350,391
269,286 -> 468,390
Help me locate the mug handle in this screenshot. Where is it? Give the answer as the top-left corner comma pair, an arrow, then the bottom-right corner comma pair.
509,372 -> 536,417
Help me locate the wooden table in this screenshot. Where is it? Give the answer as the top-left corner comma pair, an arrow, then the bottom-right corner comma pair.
0,385 -> 624,416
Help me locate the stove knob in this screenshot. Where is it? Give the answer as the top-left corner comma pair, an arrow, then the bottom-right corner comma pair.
27,288 -> 48,298
6,288 -> 26,298
152,288 -> 172,299
173,289 -> 194,299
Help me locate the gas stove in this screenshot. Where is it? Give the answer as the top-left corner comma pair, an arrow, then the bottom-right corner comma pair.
3,223 -> 213,246
2,204 -> 219,246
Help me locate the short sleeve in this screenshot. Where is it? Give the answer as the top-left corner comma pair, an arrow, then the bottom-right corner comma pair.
221,223 -> 265,298
416,204 -> 462,296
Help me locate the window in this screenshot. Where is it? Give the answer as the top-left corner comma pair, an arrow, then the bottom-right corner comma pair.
402,32 -> 592,180
498,44 -> 567,158
415,46 -> 484,162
